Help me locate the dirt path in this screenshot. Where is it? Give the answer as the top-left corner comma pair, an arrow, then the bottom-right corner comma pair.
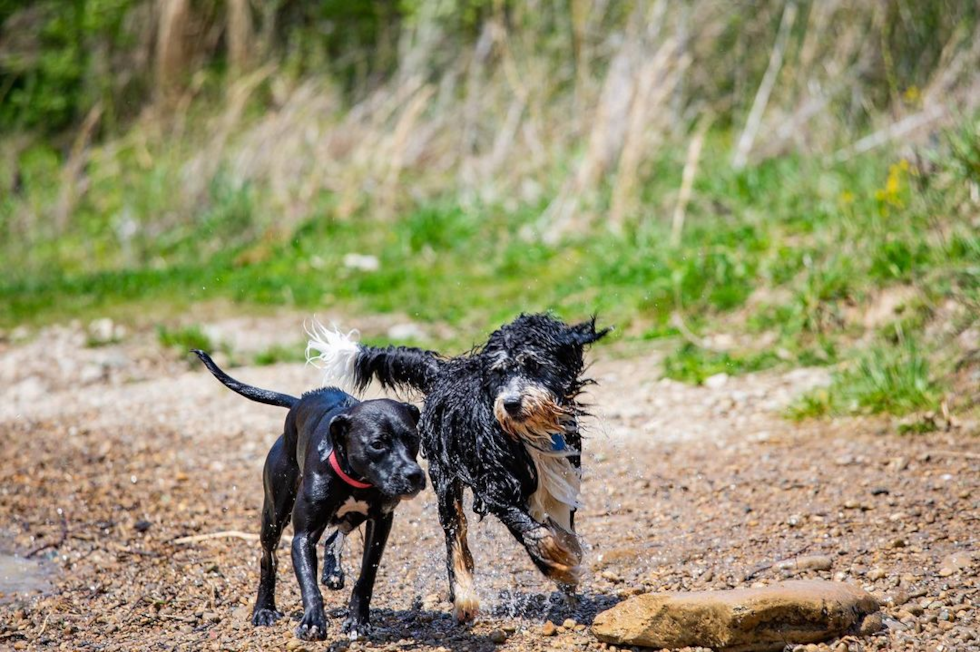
1,317 -> 977,652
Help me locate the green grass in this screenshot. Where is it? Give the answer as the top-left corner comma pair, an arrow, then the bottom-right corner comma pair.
2,121 -> 979,420
789,342 -> 943,419
156,324 -> 215,352
661,343 -> 782,385
253,343 -> 307,366
156,324 -> 236,363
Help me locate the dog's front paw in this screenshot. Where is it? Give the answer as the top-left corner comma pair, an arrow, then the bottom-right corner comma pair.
526,523 -> 584,587
342,617 -> 372,640
295,610 -> 328,641
322,570 -> 345,591
251,607 -> 284,627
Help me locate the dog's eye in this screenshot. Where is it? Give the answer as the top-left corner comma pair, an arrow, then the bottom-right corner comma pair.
370,440 -> 386,452
523,358 -> 541,373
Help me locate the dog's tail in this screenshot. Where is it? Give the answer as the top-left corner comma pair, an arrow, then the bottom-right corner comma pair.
305,319 -> 442,394
193,349 -> 298,409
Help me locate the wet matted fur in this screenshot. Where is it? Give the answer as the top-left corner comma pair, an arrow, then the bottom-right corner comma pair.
307,313 -> 609,622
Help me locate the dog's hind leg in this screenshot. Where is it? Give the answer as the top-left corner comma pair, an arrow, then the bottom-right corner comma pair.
321,528 -> 347,590
432,471 -> 478,623
252,435 -> 299,627
493,506 -> 583,589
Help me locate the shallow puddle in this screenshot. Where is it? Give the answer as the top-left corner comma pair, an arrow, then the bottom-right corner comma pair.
0,553 -> 52,603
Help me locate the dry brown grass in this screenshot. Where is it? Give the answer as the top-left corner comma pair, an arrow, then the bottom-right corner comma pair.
10,0 -> 980,241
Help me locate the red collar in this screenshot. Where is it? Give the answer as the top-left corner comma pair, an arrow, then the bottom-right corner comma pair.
328,450 -> 373,489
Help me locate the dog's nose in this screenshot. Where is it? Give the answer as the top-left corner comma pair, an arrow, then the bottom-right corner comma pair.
406,467 -> 425,489
503,397 -> 523,416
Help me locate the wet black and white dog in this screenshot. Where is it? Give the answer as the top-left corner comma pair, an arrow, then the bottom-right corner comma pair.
194,351 -> 425,641
306,314 -> 609,622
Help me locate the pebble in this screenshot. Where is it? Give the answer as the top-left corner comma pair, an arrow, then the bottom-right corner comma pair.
601,570 -> 624,583
541,621 -> 557,636
704,373 -> 729,388
867,568 -> 886,581
938,551 -> 976,576
562,618 -> 577,629
774,555 -> 833,573
488,629 -> 507,644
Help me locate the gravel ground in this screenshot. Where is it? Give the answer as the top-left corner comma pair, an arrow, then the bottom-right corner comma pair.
1,319 -> 977,652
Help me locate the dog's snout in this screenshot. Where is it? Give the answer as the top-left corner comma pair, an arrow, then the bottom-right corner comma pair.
503,397 -> 523,416
407,467 -> 424,486
398,466 -> 426,496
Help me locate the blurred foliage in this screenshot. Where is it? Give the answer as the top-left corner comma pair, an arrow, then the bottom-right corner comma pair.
2,0 -> 979,134
0,0 -> 138,132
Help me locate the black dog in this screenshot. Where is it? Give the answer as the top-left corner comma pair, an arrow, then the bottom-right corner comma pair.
193,351 -> 425,640
306,314 -> 608,622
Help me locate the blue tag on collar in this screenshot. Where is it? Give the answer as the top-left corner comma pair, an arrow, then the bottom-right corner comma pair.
550,433 -> 567,451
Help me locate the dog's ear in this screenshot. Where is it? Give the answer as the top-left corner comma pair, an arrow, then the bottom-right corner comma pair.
563,316 -> 612,347
329,413 -> 352,443
402,403 -> 421,425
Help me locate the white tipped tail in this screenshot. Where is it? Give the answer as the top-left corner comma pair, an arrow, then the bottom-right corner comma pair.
305,318 -> 361,388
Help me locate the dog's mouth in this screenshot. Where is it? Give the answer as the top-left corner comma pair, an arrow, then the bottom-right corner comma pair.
493,391 -> 570,440
383,472 -> 426,500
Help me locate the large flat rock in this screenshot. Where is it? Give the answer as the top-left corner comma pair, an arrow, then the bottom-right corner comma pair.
591,580 -> 881,651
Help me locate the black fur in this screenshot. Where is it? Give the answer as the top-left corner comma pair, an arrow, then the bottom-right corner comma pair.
324,313 -> 609,622
194,351 -> 424,640
350,344 -> 443,394
193,349 -> 298,408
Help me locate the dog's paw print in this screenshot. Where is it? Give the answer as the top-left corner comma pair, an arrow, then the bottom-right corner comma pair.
251,607 -> 284,627
295,611 -> 328,641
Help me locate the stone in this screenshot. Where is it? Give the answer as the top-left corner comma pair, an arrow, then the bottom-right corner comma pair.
591,580 -> 880,651
421,593 -> 441,609
488,629 -> 507,644
563,618 -> 578,629
387,323 -> 427,341
938,552 -> 976,576
87,318 -> 116,345
342,253 -> 380,271
858,612 -> 883,636
704,373 -> 729,389
773,555 -> 833,574
866,568 -> 886,581
541,621 -> 557,636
